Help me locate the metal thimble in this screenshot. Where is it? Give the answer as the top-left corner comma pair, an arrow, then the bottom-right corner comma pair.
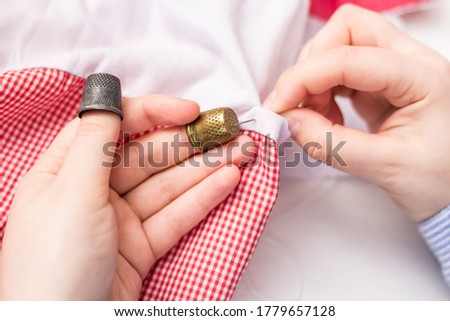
186,107 -> 240,152
78,73 -> 123,120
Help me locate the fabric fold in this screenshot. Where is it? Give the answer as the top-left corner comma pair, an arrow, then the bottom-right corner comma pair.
236,105 -> 291,144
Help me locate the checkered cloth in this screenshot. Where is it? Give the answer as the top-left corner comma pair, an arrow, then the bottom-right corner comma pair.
0,68 -> 279,300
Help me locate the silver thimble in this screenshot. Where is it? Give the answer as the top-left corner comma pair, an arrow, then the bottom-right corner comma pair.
78,73 -> 123,120
186,107 -> 240,152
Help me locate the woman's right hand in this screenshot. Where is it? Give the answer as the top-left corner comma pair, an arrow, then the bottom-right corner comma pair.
264,4 -> 450,222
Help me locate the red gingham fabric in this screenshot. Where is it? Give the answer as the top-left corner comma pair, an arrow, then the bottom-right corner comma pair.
0,69 -> 85,236
141,130 -> 278,300
310,0 -> 432,19
0,68 -> 279,300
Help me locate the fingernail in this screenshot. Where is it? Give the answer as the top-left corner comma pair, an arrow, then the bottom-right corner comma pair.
262,90 -> 277,110
286,117 -> 300,136
300,100 -> 312,108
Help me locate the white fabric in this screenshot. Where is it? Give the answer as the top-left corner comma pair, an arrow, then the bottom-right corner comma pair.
1,0 -> 449,300
0,0 -> 309,144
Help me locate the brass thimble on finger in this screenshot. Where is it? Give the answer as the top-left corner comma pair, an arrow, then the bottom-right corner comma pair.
186,107 -> 240,152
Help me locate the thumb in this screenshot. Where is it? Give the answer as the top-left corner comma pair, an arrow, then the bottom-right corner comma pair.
282,108 -> 388,181
58,111 -> 121,189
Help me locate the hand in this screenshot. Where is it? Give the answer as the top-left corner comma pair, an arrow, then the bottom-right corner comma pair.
0,95 -> 255,300
264,4 -> 450,222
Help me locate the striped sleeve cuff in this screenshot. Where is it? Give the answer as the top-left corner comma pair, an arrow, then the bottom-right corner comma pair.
418,205 -> 450,286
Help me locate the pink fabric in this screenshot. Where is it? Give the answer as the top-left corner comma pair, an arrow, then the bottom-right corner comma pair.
310,0 -> 431,19
0,68 -> 279,300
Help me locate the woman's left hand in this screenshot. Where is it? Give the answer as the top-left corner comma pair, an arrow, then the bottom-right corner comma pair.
0,95 -> 255,300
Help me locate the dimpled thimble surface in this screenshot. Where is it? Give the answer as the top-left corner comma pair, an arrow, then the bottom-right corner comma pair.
78,73 -> 123,119
186,107 -> 240,152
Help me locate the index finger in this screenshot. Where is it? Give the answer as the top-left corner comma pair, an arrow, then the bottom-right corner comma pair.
268,46 -> 430,113
304,4 -> 425,60
121,95 -> 200,134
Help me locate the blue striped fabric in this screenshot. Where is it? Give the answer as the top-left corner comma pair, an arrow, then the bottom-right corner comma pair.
419,205 -> 450,286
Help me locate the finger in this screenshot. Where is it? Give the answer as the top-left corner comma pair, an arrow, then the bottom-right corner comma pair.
27,119 -> 79,179
110,96 -> 200,194
110,126 -> 195,194
264,87 -> 331,110
297,39 -> 312,62
142,165 -> 241,260
296,92 -> 343,125
282,107 -> 393,180
321,97 -> 343,126
350,90 -> 394,132
306,4 -> 424,58
121,95 -> 200,134
58,111 -> 121,189
300,92 -> 331,110
268,46 -> 429,113
124,136 -> 256,221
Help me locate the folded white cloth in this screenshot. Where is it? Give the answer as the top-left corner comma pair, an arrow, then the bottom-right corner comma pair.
1,0 -> 313,140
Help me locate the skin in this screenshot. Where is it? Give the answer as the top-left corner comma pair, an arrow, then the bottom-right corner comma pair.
264,4 -> 450,222
0,95 -> 256,300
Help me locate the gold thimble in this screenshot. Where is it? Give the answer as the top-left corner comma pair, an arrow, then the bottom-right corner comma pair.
186,107 -> 240,152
